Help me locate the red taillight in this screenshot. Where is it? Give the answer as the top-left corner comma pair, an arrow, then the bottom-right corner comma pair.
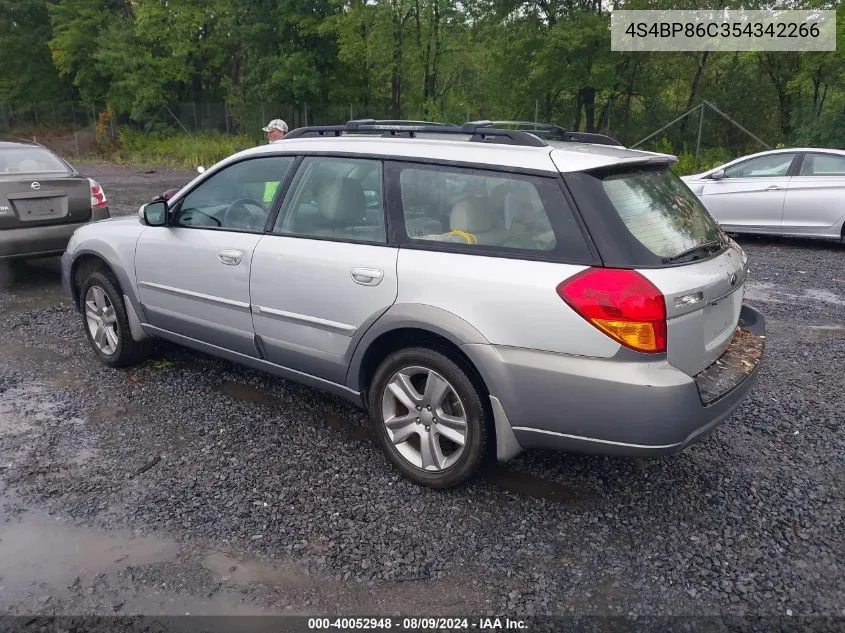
556,268 -> 667,353
89,178 -> 108,209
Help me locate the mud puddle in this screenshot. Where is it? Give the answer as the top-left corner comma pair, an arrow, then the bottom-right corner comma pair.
0,342 -> 81,388
0,384 -> 70,435
202,551 -> 311,589
0,510 -> 179,601
0,509 -> 300,617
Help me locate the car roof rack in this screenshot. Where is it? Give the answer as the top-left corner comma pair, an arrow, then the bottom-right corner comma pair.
373,119 -> 458,127
469,120 -> 625,147
283,119 -> 549,147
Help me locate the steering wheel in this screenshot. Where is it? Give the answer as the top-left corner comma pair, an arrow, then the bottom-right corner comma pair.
223,198 -> 271,231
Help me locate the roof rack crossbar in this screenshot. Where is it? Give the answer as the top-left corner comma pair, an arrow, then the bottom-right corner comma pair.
468,120 -> 625,147
284,119 -> 548,147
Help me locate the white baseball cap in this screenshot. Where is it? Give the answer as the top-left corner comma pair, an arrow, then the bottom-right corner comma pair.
262,119 -> 288,133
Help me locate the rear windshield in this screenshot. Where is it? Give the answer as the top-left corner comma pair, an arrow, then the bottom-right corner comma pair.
563,165 -> 726,267
600,168 -> 724,258
0,148 -> 69,175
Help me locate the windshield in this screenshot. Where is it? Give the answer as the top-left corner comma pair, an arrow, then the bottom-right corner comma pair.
598,167 -> 725,259
0,147 -> 70,175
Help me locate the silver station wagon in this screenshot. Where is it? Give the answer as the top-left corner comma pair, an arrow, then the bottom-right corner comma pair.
61,120 -> 766,488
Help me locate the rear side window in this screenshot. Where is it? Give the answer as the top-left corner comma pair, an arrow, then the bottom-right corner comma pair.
799,153 -> 845,176
389,162 -> 593,262
0,148 -> 68,174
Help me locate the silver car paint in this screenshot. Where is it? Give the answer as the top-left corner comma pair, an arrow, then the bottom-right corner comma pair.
686,174 -> 791,231
640,240 -> 748,376
394,249 -> 622,358
135,226 -> 264,358
62,138 -> 765,463
250,236 -> 399,385
65,217 -> 146,320
781,172 -> 845,235
683,148 -> 845,239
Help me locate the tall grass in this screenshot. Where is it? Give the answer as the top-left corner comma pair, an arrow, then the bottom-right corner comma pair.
114,129 -> 257,168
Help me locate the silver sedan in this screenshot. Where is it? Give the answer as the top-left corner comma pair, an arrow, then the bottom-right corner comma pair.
681,148 -> 845,242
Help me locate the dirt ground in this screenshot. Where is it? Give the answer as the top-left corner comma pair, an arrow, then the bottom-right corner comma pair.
0,163 -> 843,630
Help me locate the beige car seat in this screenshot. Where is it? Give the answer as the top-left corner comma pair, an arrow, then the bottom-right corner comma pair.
448,197 -> 509,245
312,177 -> 383,241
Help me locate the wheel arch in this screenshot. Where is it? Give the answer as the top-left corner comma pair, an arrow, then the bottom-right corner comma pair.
69,248 -> 148,342
346,303 -> 493,398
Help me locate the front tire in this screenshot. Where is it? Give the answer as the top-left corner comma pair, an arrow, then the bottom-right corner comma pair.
79,271 -> 150,368
368,347 -> 490,488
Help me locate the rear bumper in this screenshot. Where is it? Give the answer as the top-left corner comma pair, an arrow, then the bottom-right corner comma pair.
0,207 -> 109,259
465,303 -> 766,457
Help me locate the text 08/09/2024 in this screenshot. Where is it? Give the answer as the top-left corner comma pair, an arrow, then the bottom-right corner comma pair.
307,617 -> 528,631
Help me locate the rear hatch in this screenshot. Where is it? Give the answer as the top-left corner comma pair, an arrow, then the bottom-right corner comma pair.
0,147 -> 91,230
560,157 -> 748,376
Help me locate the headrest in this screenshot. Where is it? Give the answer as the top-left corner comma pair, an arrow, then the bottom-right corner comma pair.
450,197 -> 493,233
316,177 -> 366,224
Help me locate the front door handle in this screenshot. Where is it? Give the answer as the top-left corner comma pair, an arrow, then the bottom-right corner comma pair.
350,268 -> 384,286
765,185 -> 783,191
218,249 -> 243,266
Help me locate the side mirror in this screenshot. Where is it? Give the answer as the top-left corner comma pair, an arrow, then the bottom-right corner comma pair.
710,168 -> 726,180
197,165 -> 206,174
140,200 -> 168,226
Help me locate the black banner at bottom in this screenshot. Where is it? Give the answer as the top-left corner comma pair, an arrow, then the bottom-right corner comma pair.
0,616 -> 842,633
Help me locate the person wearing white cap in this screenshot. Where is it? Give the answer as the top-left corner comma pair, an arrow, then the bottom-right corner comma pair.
260,119 -> 288,203
262,119 -> 288,143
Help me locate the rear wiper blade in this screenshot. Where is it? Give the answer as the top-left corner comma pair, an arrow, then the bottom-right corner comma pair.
663,240 -> 723,264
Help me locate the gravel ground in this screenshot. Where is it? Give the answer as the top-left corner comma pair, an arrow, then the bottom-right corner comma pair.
0,164 -> 843,627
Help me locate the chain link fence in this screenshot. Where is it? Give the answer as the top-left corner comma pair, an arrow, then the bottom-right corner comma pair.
0,101 -> 434,137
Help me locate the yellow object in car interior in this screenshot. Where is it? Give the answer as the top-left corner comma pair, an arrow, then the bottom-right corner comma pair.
443,230 -> 477,244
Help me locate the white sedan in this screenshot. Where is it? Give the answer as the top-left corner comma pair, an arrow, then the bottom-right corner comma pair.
681,148 -> 845,242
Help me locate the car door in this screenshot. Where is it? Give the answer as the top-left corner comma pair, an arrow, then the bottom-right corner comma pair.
781,152 -> 845,237
698,152 -> 798,230
135,155 -> 296,357
250,156 -> 398,385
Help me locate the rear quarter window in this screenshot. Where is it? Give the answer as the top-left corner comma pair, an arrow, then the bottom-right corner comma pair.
387,161 -> 594,263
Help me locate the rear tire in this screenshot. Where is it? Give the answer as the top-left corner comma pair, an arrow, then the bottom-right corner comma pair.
79,271 -> 150,368
368,347 -> 490,489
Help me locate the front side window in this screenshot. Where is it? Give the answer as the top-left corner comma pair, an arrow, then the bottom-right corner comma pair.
273,156 -> 386,244
0,148 -> 69,174
723,153 -> 796,178
394,163 -> 592,260
799,153 -> 845,176
174,156 -> 295,231
599,167 -> 725,259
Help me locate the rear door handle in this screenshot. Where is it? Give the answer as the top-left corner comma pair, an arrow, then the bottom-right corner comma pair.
218,249 -> 243,266
350,268 -> 384,286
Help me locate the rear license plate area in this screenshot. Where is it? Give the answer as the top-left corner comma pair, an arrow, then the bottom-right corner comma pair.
13,197 -> 66,220
704,289 -> 742,342
694,326 -> 765,405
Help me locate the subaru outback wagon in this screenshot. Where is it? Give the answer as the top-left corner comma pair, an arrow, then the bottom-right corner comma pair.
61,121 -> 766,488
